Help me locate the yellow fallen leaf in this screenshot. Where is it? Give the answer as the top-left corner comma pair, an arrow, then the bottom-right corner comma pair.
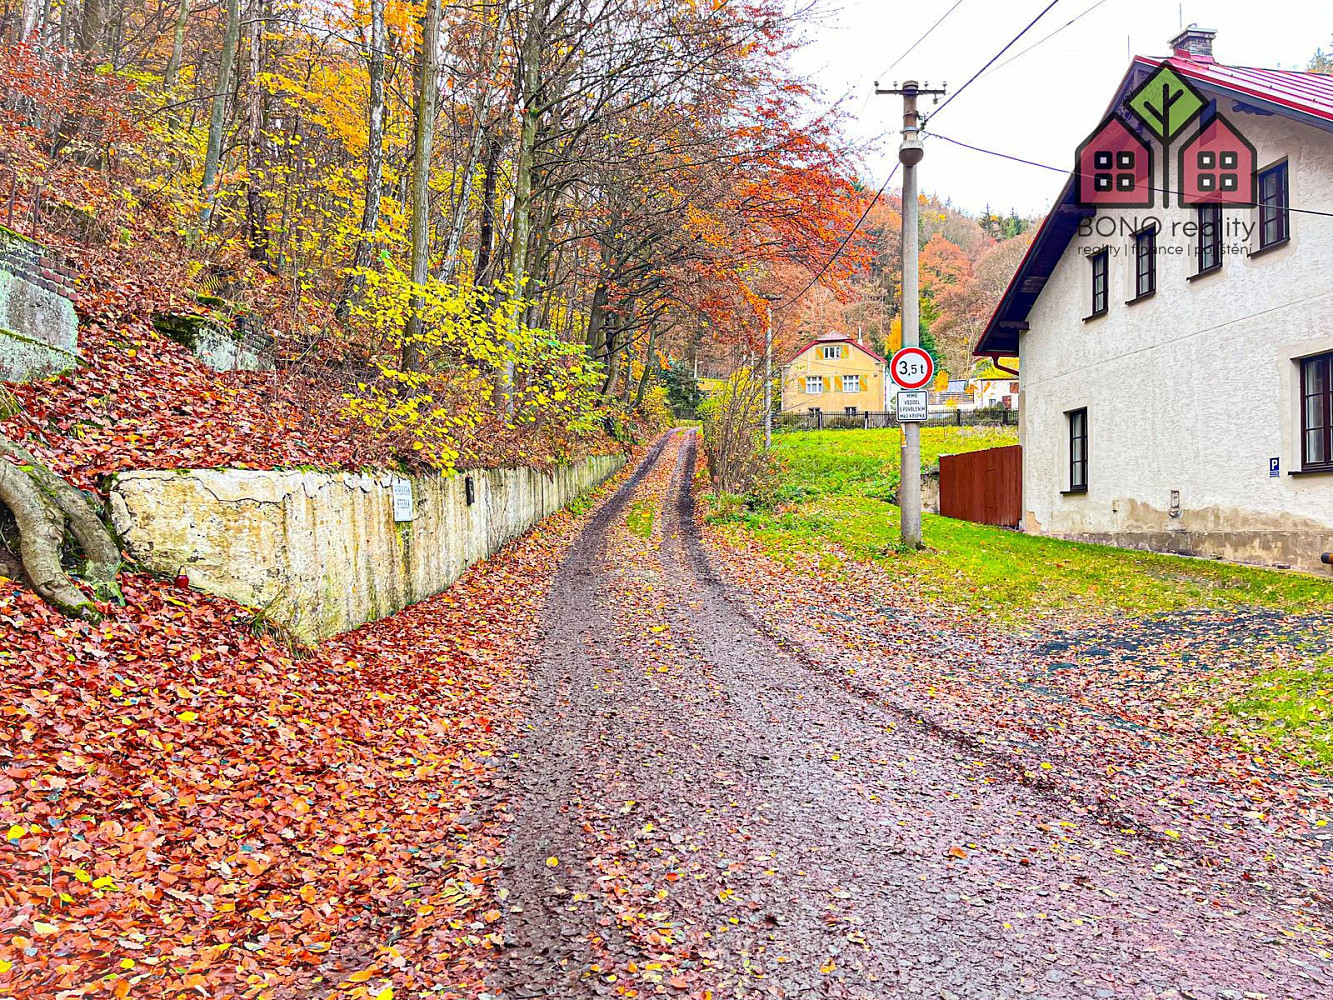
7,825 -> 26,841
546,856 -> 559,867
33,921 -> 59,936
177,711 -> 199,723
74,869 -> 91,882
0,959 -> 11,972
374,990 -> 395,1000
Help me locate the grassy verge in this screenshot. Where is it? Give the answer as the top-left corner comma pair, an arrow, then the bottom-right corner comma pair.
1227,659 -> 1333,772
715,427 -> 1333,622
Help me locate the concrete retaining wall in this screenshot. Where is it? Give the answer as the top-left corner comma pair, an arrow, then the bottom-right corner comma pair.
109,454 -> 625,640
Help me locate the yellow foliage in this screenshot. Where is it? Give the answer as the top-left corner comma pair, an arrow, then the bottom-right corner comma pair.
342,267 -> 607,471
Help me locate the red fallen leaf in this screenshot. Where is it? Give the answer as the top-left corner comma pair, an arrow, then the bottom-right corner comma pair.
0,454 -> 643,999
669,975 -> 689,989
948,846 -> 968,859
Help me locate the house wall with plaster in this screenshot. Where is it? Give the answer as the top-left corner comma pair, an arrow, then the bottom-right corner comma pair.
1020,110 -> 1333,571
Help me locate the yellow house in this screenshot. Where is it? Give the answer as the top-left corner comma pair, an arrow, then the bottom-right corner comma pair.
780,331 -> 887,415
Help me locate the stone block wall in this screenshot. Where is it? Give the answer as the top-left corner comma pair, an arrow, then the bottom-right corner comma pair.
0,225 -> 79,382
153,305 -> 276,373
109,455 -> 625,641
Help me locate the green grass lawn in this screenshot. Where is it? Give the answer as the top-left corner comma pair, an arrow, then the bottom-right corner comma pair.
1226,659 -> 1333,772
769,426 -> 1018,504
721,427 -> 1333,622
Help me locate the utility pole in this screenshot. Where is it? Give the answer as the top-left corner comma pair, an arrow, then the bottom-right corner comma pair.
878,79 -> 945,549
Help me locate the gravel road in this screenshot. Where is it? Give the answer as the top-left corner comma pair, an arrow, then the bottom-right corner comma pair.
494,430 -> 1333,1000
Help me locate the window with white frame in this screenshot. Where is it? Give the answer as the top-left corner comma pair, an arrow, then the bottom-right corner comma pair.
805,376 -> 824,394
822,345 -> 843,360
841,374 -> 861,393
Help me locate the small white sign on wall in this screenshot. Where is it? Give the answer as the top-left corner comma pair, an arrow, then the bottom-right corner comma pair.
896,390 -> 929,423
391,478 -> 415,522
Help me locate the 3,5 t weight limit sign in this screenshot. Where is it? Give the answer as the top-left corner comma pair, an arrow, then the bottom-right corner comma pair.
890,347 -> 934,390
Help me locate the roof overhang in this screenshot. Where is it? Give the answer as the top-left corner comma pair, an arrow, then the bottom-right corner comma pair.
974,56 -> 1333,359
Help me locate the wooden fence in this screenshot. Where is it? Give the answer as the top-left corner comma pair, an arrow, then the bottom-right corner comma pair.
938,445 -> 1022,528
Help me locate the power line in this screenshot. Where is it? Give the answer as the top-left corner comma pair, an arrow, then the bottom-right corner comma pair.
778,1 -> 1071,311
927,0 -> 1066,123
877,0 -> 967,80
928,132 -> 1066,173
856,0 -> 966,118
775,164 -> 901,312
980,0 -> 1112,79
926,132 -> 1333,220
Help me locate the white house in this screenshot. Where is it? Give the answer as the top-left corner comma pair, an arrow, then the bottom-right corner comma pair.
976,28 -> 1333,573
972,373 -> 1020,411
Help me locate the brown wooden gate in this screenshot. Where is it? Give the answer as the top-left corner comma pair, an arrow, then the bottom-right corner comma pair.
938,446 -> 1022,528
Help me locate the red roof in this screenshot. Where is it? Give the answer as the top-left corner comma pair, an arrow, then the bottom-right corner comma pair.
975,51 -> 1333,359
1143,55 -> 1333,126
784,332 -> 885,366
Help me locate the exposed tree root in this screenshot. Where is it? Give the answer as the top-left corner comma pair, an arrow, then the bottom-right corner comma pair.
0,431 -> 123,621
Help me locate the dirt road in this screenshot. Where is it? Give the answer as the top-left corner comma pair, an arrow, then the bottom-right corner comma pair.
494,431 -> 1332,1000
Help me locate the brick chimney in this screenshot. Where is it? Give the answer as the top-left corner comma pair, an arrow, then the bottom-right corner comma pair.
1170,24 -> 1217,62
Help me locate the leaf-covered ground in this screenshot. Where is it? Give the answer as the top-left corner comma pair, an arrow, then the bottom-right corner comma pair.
495,429 -> 1333,998
0,456 -> 640,999
702,429 -> 1333,916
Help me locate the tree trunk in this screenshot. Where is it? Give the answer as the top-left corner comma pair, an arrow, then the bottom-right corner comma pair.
79,0 -> 107,55
163,0 -> 191,90
200,0 -> 242,224
439,2 -> 505,285
336,0 -> 386,319
475,128 -> 501,284
0,434 -> 122,621
507,0 -> 543,292
633,323 -> 657,409
403,0 -> 441,372
20,0 -> 39,40
244,0 -> 270,265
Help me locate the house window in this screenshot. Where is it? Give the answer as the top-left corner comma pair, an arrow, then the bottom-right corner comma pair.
1133,225 -> 1156,299
822,345 -> 843,360
841,374 -> 861,393
805,376 -> 824,394
844,406 -> 858,416
1196,205 -> 1223,274
1300,353 -> 1333,471
1259,161 -> 1290,249
1090,249 -> 1108,316
1068,408 -> 1089,493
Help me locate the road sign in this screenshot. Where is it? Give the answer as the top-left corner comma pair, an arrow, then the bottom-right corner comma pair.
890,347 -> 934,390
896,389 -> 928,423
391,478 -> 415,522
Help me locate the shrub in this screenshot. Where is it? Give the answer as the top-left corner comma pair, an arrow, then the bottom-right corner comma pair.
697,369 -> 766,495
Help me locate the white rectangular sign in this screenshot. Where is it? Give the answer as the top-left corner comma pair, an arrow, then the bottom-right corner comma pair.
391,478 -> 415,523
896,390 -> 929,423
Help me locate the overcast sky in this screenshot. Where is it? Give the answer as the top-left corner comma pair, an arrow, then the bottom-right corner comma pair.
791,0 -> 1333,217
